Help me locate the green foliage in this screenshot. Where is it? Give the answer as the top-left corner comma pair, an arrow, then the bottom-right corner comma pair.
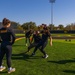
58,24 -> 64,30
17,25 -> 23,30
49,24 -> 55,30
21,21 -> 36,30
11,21 -> 20,29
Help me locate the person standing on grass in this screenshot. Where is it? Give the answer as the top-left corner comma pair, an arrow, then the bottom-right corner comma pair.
31,26 -> 52,58
25,29 -> 33,46
0,18 -> 16,73
25,30 -> 42,53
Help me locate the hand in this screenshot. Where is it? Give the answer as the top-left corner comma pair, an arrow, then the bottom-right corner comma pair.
50,42 -> 52,46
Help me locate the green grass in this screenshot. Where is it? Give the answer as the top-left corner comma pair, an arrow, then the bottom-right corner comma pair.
15,34 -> 25,36
15,33 -> 75,37
52,34 -> 75,37
1,39 -> 75,75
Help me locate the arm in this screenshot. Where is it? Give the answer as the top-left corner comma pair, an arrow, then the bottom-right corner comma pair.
0,38 -> 2,43
30,35 -> 34,43
48,30 -> 52,46
49,36 -> 52,46
0,30 -> 2,43
10,29 -> 16,45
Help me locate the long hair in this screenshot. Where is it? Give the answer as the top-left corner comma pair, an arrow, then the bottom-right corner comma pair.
2,18 -> 11,26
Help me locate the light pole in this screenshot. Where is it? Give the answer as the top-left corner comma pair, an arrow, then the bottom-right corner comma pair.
49,0 -> 55,30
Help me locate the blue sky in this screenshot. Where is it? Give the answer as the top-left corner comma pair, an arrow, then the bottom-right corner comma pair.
0,0 -> 75,26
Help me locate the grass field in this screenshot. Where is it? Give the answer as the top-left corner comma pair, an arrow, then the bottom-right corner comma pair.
15,33 -> 75,37
0,38 -> 75,75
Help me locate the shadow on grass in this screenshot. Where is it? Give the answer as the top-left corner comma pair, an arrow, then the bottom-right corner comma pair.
63,70 -> 75,74
13,44 -> 25,46
12,52 -> 41,61
48,59 -> 75,64
29,56 -> 42,59
12,52 -> 31,61
0,71 -> 7,74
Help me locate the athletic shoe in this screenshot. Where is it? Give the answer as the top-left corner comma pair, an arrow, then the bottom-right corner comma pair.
31,53 -> 35,56
42,54 -> 49,59
26,43 -> 28,46
0,66 -> 6,71
8,67 -> 15,74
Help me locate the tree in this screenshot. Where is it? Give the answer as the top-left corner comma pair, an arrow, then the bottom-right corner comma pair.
70,23 -> 75,30
49,24 -> 55,30
65,24 -> 71,30
58,24 -> 64,30
17,25 -> 23,30
21,21 -> 36,30
11,21 -> 19,29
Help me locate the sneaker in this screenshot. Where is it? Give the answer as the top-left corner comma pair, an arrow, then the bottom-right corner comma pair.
31,53 -> 35,56
0,66 -> 6,71
8,67 -> 15,74
26,44 -> 28,46
42,54 -> 49,59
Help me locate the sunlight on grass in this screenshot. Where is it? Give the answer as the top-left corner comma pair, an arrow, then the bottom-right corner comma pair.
1,38 -> 75,75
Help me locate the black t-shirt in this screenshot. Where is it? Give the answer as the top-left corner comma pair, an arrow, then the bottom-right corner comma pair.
33,34 -> 41,43
42,32 -> 51,42
25,30 -> 31,38
0,27 -> 16,45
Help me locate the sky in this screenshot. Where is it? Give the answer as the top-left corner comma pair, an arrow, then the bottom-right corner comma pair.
0,0 -> 75,26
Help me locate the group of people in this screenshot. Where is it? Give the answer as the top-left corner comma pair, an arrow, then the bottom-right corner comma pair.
0,18 -> 52,74
25,24 -> 52,58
